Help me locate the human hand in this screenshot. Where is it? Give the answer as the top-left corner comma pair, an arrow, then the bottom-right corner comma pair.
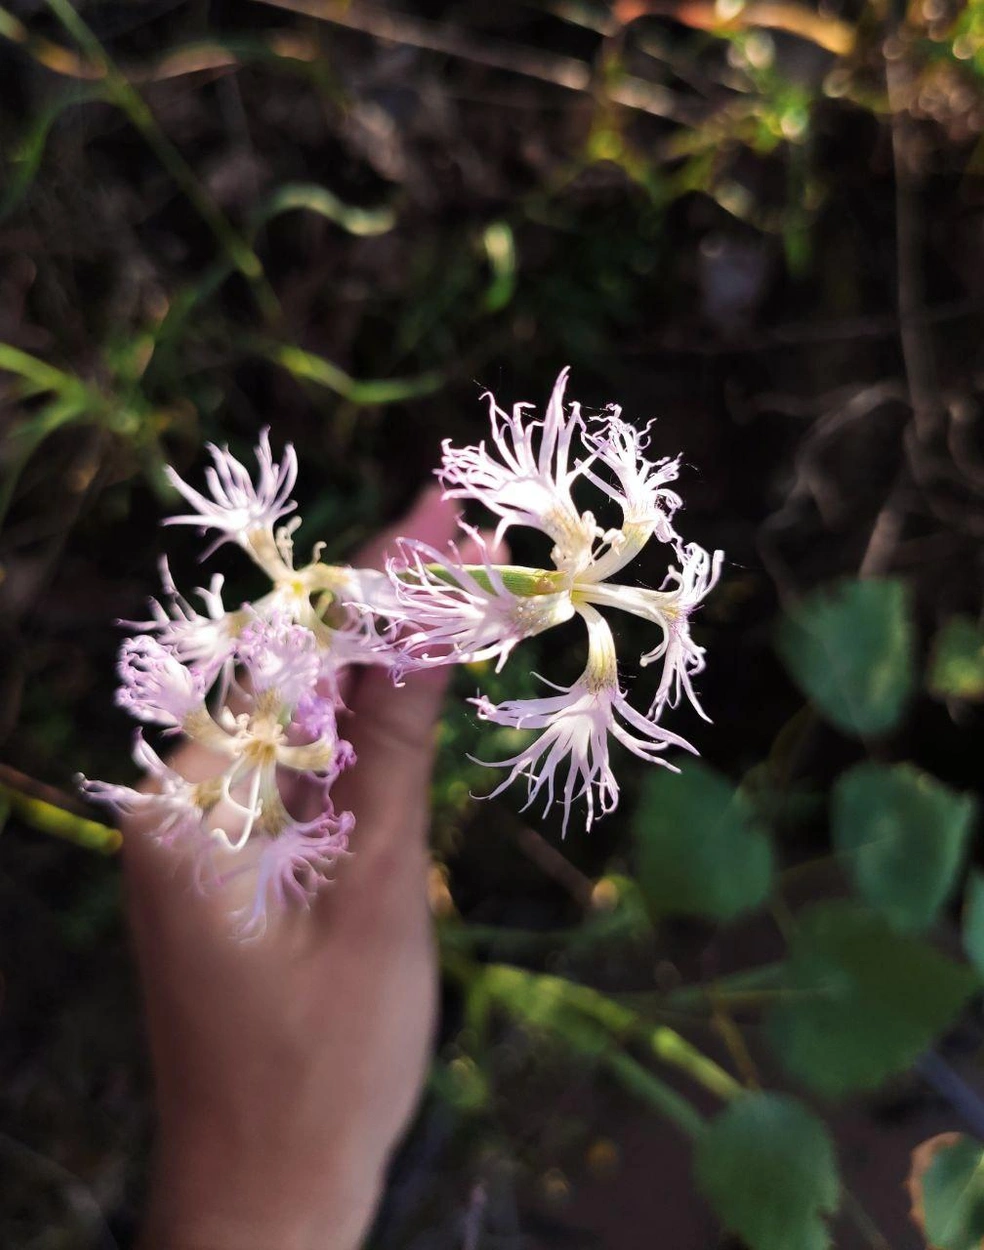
127,487 -> 462,1250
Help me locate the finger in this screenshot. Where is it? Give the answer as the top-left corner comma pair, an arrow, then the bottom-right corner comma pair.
330,486 -> 462,849
353,482 -> 457,572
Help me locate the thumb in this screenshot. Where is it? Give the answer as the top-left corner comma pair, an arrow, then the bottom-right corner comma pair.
333,487 -> 506,851
330,486 -> 460,848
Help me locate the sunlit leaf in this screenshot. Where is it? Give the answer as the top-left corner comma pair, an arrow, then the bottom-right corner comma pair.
261,341 -> 443,404
929,617 -> 984,702
252,181 -> 396,237
767,902 -> 978,1096
482,221 -> 516,312
633,759 -> 773,921
833,763 -> 976,932
919,1135 -> 984,1250
695,1093 -> 840,1250
775,578 -> 915,736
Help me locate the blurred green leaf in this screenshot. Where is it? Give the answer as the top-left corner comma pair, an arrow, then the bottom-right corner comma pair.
429,1055 -> 490,1115
482,221 -> 516,312
0,83 -> 103,220
775,578 -> 914,736
260,341 -> 443,404
929,616 -> 984,702
833,763 -> 977,932
921,1135 -> 984,1250
633,759 -> 773,922
767,902 -> 978,1096
695,1092 -> 840,1250
962,871 -> 984,980
252,182 -> 396,237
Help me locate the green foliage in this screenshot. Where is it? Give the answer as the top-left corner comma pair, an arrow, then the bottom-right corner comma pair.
695,1093 -> 840,1250
251,182 -> 397,238
632,759 -> 773,922
962,871 -> 984,980
775,579 -> 915,736
767,902 -> 979,1096
929,616 -> 984,702
833,763 -> 977,932
921,1136 -> 984,1250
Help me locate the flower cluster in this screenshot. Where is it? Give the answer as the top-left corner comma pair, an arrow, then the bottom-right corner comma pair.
82,372 -> 722,930
387,368 -> 723,833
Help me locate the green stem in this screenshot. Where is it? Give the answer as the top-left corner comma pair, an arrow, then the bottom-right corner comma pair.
260,340 -> 444,404
0,781 -> 121,855
604,1051 -> 705,1139
442,950 -> 738,1120
424,563 -> 568,596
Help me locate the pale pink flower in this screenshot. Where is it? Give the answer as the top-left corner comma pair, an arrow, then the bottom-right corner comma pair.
385,526 -> 574,672
115,635 -> 207,727
291,689 -> 341,742
131,558 -> 241,673
164,428 -> 298,555
228,810 -> 354,937
78,733 -> 214,848
439,368 -> 599,573
236,613 -> 321,709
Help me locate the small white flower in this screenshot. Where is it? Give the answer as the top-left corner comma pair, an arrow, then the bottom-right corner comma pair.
439,367 -> 600,574
473,608 -> 695,834
132,557 -> 243,673
386,525 -> 575,672
164,427 -> 298,560
79,733 -> 218,848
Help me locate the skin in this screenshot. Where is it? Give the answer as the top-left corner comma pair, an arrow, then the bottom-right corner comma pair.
127,487 -> 471,1250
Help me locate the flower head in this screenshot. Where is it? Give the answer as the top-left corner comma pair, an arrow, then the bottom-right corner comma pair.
116,635 -> 207,727
227,810 -> 353,937
164,428 -> 298,559
440,368 -> 600,574
86,370 -> 724,933
473,609 -> 695,834
386,525 -> 574,673
236,612 -> 321,709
